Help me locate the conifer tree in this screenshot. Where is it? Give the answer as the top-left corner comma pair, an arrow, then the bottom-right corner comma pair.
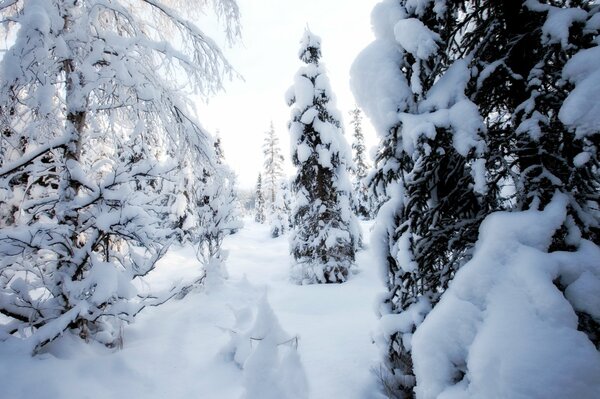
286,29 -> 360,284
349,107 -> 372,219
254,173 -> 266,224
353,1 -> 600,396
262,122 -> 285,208
353,1 -> 489,395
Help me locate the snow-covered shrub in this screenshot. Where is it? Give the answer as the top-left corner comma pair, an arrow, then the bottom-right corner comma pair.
223,295 -> 308,399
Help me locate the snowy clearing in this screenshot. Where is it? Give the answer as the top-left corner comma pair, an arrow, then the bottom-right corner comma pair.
0,218 -> 385,399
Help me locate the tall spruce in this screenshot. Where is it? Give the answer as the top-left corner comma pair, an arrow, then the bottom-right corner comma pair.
353,0 -> 600,396
286,29 -> 360,284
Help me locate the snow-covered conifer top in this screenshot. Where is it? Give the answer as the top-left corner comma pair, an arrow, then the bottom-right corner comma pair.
298,29 -> 322,64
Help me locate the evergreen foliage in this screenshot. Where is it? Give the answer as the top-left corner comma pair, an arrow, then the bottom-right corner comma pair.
196,136 -> 242,266
286,29 -> 360,284
352,0 -> 600,396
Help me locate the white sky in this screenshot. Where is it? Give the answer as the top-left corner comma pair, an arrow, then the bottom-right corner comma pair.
196,0 -> 379,190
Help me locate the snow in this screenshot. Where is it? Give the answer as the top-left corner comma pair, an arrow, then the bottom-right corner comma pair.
411,194 -> 600,399
559,45 -> 600,137
0,219 -> 386,399
351,40 -> 412,134
393,18 -> 440,60
526,1 -> 588,48
573,151 -> 591,167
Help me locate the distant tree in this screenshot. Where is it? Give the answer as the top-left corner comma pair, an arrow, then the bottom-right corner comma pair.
286,29 -> 360,284
0,0 -> 240,351
254,173 -> 266,224
262,122 -> 285,208
349,107 -> 372,219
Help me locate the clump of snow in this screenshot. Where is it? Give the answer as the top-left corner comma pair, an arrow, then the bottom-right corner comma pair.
350,40 -> 413,135
559,45 -> 600,137
573,151 -> 591,167
370,0 -> 407,40
203,252 -> 229,292
223,294 -> 309,399
525,1 -> 588,48
411,193 -> 600,399
393,18 -> 440,60
469,158 -> 487,195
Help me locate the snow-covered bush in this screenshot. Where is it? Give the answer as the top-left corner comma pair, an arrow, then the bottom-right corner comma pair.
287,29 -> 360,284
353,0 -> 600,397
412,194 -> 600,398
223,295 -> 309,399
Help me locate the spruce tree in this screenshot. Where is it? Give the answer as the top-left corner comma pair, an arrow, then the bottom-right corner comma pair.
287,29 -> 360,284
353,0 -> 600,396
254,173 -> 266,224
352,1 -> 489,395
349,107 -> 372,219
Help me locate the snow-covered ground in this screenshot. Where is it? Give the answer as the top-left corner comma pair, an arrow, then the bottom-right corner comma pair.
0,218 -> 386,399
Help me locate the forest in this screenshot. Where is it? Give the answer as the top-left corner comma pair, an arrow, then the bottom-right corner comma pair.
0,1 -> 599,398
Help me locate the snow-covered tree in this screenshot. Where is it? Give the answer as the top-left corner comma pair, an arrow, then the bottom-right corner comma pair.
195,136 -> 242,276
353,3 -> 488,393
262,122 -> 285,208
269,180 -> 292,238
0,0 -> 239,352
352,1 -> 600,397
287,29 -> 360,284
348,107 -> 372,219
254,173 -> 266,224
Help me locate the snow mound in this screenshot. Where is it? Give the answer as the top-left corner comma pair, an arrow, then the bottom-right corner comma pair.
224,294 -> 309,399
